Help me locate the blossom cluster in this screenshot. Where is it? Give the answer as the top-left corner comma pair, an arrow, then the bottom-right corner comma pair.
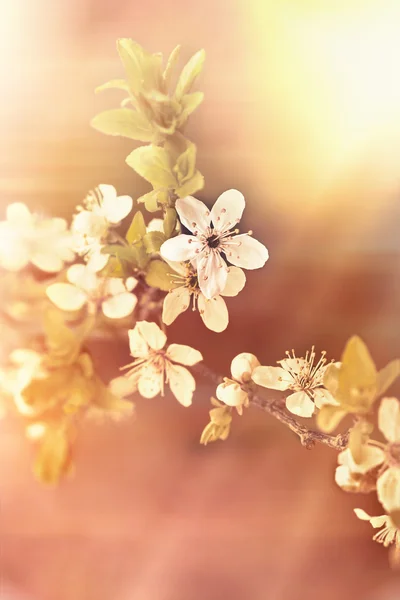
0,36 -> 399,571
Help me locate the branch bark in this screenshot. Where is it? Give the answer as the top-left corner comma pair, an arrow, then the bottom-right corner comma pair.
194,363 -> 348,451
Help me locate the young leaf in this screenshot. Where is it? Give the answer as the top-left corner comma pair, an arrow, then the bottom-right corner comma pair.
377,359 -> 400,397
101,244 -> 139,265
163,45 -> 181,89
145,259 -> 173,291
175,49 -> 205,100
91,109 -> 153,141
126,211 -> 146,244
180,91 -> 204,118
126,146 -> 177,188
163,208 -> 177,237
175,170 -> 204,198
95,79 -> 130,94
117,38 -> 145,95
33,427 -> 71,485
143,231 -> 166,254
175,143 -> 197,183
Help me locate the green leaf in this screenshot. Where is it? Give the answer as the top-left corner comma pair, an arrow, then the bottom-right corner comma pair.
163,45 -> 181,89
163,208 -> 177,237
117,38 -> 145,95
101,244 -> 139,265
126,211 -> 146,244
180,91 -> 204,117
175,143 -> 197,183
95,79 -> 130,93
175,170 -> 204,198
91,109 -> 153,142
175,49 -> 205,100
34,427 -> 71,485
377,359 -> 400,397
145,259 -> 173,291
317,405 -> 347,433
143,231 -> 166,254
126,146 -> 177,188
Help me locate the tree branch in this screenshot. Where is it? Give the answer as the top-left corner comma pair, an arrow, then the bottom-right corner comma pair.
194,362 -> 348,451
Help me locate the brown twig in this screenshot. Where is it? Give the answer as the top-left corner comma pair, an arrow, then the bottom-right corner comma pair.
194,363 -> 348,451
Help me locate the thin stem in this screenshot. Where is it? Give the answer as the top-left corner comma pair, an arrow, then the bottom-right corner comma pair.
194,363 -> 348,451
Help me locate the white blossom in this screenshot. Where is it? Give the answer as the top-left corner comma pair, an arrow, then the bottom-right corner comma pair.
160,190 -> 269,299
72,184 -> 133,271
0,203 -> 75,273
46,263 -> 138,319
110,321 -> 202,407
0,349 -> 45,416
162,260 -> 246,332
252,348 -> 339,418
216,353 -> 260,414
354,508 -> 400,549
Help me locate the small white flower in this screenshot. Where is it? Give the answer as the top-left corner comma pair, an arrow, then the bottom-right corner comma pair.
72,184 -> 133,271
0,203 -> 75,272
46,263 -> 138,319
354,508 -> 400,549
110,321 -> 203,407
216,353 -> 260,414
146,218 -> 164,233
160,190 -> 269,299
252,347 -> 339,418
162,261 -> 246,332
0,349 -> 45,416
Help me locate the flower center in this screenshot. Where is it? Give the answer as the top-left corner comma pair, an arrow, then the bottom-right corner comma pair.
207,233 -> 221,249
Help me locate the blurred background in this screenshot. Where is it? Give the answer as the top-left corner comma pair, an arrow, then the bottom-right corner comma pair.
1,0 -> 400,598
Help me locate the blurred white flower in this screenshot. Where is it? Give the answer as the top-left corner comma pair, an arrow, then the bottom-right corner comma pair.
162,261 -> 245,332
334,397 -> 400,513
0,349 -> 45,416
0,203 -> 75,272
354,508 -> 400,549
252,347 -> 339,418
216,353 -> 260,414
110,321 -> 202,407
72,184 -> 133,271
160,190 -> 269,299
46,263 -> 138,319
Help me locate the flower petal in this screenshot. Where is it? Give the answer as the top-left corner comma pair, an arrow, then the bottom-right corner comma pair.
340,446 -> 385,474
46,283 -> 88,311
97,183 -> 117,204
216,380 -> 247,407
6,202 -> 32,224
222,234 -> 269,270
102,292 -> 137,319
231,353 -> 260,382
379,397 -> 400,443
86,250 -> 109,272
313,387 -> 339,409
221,267 -> 246,297
175,196 -> 210,235
67,264 -> 98,291
286,391 -> 315,417
166,344 -> 203,366
160,235 -> 202,262
102,193 -> 133,224
354,508 -> 389,528
197,251 -> 229,299
166,363 -> 196,406
198,293 -> 229,332
0,238 -> 30,271
210,189 -> 245,233
109,375 -> 137,398
147,218 -> 165,233
138,367 -> 162,398
377,467 -> 400,514
136,321 -> 167,351
128,326 -> 150,358
251,366 -> 292,390
31,252 -> 64,273
162,287 -> 191,326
